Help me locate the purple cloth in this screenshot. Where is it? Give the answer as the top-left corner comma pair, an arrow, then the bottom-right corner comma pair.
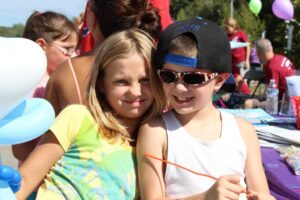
250,47 -> 260,64
261,147 -> 300,200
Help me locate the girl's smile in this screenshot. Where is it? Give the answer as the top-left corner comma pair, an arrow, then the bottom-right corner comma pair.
103,53 -> 153,119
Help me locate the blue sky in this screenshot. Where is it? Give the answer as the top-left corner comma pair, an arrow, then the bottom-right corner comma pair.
0,0 -> 87,27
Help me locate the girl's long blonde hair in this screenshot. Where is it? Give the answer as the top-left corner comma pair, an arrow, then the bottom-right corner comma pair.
88,29 -> 166,142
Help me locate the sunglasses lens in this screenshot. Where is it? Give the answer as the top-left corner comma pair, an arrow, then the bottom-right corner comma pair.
183,73 -> 206,85
159,70 -> 177,83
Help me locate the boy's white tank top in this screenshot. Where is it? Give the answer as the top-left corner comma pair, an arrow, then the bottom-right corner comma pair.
162,110 -> 247,199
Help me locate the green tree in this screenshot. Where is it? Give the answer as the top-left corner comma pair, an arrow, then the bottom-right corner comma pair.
170,0 -> 264,42
170,0 -> 194,19
176,0 -> 229,23
234,1 -> 265,42
0,24 -> 24,37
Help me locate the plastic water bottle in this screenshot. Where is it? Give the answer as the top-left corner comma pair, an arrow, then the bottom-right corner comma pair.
265,79 -> 279,115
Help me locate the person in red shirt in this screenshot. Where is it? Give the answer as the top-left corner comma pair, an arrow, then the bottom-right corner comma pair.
244,38 -> 295,109
224,18 -> 250,77
151,0 -> 172,30
79,0 -> 172,54
257,38 -> 295,98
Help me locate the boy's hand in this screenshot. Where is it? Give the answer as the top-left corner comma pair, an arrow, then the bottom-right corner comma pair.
205,175 -> 246,200
0,164 -> 22,192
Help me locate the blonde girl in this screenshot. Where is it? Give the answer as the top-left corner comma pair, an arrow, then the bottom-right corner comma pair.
16,29 -> 162,200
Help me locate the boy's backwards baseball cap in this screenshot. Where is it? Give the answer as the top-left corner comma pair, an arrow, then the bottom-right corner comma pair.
154,17 -> 232,73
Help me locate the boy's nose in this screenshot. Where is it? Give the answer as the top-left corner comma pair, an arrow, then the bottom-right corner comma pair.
174,81 -> 189,91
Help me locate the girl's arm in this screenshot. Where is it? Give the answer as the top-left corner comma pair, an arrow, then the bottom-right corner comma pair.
12,137 -> 40,162
15,131 -> 64,200
237,118 -> 275,200
137,118 -> 246,200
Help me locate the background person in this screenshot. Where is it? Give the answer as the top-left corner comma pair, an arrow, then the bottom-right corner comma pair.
244,38 -> 295,109
78,0 -> 172,55
23,11 -> 79,99
224,17 -> 250,77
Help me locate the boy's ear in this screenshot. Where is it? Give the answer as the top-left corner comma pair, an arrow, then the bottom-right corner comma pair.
214,73 -> 230,91
36,38 -> 47,50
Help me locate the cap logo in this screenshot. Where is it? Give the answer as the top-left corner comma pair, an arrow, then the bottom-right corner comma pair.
164,53 -> 197,68
179,24 -> 200,33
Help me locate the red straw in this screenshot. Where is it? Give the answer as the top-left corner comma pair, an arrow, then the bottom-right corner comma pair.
144,153 -> 218,180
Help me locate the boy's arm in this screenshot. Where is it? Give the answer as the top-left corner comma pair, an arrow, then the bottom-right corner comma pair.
137,118 -> 168,200
15,131 -> 64,199
237,118 -> 274,198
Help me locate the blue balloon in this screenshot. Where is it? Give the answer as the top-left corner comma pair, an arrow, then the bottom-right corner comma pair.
0,98 -> 55,144
0,165 -> 21,200
0,165 -> 21,192
0,165 -> 16,180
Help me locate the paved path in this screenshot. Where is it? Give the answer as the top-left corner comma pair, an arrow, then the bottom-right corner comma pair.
0,145 -> 18,168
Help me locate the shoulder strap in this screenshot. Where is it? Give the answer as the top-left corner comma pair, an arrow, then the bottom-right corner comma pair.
162,111 -> 182,132
68,59 -> 83,104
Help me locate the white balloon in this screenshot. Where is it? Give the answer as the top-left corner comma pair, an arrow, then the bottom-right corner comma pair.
0,37 -> 47,118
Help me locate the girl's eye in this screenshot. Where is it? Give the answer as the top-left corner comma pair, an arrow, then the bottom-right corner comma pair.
140,78 -> 150,84
114,79 -> 129,85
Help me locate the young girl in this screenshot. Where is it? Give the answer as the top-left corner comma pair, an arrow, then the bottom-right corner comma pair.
23,11 -> 79,98
15,29 -> 163,200
12,11 -> 79,163
137,18 -> 275,200
224,17 -> 250,77
45,0 -> 162,115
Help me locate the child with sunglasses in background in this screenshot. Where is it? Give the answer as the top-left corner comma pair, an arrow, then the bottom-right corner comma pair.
22,11 -> 79,99
15,29 -> 163,200
137,18 -> 275,200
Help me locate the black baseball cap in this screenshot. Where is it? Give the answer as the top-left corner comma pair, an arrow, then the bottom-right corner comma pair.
154,17 -> 232,73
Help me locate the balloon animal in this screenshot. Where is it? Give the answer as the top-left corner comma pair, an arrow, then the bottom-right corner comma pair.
0,37 -> 48,118
0,37 -> 55,199
0,165 -> 21,200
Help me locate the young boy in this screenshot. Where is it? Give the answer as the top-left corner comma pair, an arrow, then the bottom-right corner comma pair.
137,17 -> 275,200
